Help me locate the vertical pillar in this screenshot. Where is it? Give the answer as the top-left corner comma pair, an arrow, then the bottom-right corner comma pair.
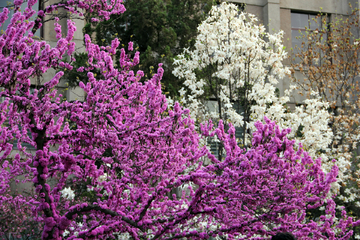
263,0 -> 281,34
67,11 -> 86,102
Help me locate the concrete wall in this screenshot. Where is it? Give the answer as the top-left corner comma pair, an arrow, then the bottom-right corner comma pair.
9,1 -> 86,195
229,0 -> 355,104
39,1 -> 86,102
246,5 -> 264,24
280,0 -> 351,14
280,8 -> 291,64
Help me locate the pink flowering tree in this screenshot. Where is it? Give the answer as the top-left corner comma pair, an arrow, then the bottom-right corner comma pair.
0,0 -> 359,239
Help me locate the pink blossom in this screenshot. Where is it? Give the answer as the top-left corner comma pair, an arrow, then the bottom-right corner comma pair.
0,0 -> 358,239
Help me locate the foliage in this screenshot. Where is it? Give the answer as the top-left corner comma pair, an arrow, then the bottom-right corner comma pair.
0,0 -> 360,239
172,3 -> 338,181
0,196 -> 42,239
291,5 -> 360,228
173,3 -> 289,132
65,0 -> 215,98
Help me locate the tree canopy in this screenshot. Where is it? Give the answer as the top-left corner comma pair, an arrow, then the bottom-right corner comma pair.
291,6 -> 360,233
65,0 -> 215,97
0,0 -> 359,239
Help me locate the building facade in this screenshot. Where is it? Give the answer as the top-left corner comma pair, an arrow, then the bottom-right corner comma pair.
229,0 -> 358,106
0,0 -> 86,102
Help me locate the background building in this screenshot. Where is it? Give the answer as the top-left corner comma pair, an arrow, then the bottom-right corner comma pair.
229,0 -> 358,107
0,0 -> 85,102
0,0 -> 86,197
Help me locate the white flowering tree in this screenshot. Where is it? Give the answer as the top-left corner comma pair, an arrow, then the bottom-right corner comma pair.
173,3 -> 348,192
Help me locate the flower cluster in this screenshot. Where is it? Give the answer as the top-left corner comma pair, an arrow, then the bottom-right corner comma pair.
0,0 -> 359,239
173,3 -> 289,129
173,3 -> 345,193
291,8 -> 360,207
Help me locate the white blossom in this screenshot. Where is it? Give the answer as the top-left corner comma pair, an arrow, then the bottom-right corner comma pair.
172,2 -> 345,195
60,187 -> 75,200
63,230 -> 70,237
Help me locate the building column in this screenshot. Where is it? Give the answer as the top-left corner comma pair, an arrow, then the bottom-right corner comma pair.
263,0 -> 281,34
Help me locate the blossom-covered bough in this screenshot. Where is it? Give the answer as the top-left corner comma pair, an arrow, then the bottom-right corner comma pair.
0,0 -> 359,239
291,6 -> 360,209
172,2 -> 348,195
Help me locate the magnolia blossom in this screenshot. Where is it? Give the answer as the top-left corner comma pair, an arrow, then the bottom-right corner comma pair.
0,0 -> 359,239
63,230 -> 70,237
173,3 -> 347,194
173,2 -> 291,132
60,187 -> 75,200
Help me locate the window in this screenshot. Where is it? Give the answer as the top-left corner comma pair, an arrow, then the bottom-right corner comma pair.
14,86 -> 36,150
291,12 -> 329,64
207,100 -> 245,159
1,86 -> 36,150
234,3 -> 245,12
0,0 -> 40,37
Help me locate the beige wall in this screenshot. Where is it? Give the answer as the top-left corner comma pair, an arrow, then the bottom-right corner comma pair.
39,1 -> 86,102
246,5 -> 264,23
230,0 -> 267,6
229,0 -> 355,104
280,0 -> 351,14
280,8 -> 291,65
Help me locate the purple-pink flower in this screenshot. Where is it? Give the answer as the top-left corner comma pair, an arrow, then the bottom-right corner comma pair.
0,0 -> 359,239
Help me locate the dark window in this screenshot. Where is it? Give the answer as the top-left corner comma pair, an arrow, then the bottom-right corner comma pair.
291,12 -> 329,64
14,86 -> 36,150
208,101 -> 245,159
13,127 -> 36,150
1,86 -> 36,150
235,3 -> 246,12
